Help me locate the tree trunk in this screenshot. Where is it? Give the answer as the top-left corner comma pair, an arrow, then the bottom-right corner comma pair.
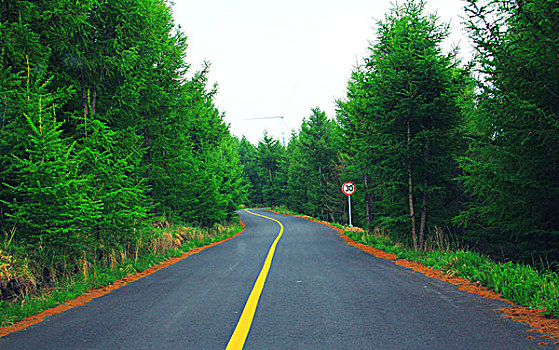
319,164 -> 324,219
407,118 -> 418,251
268,167 -> 274,206
364,173 -> 372,233
326,173 -> 331,220
82,88 -> 88,117
143,126 -> 150,177
419,143 -> 429,250
419,177 -> 427,250
90,86 -> 96,117
143,125 -> 154,211
80,69 -> 88,117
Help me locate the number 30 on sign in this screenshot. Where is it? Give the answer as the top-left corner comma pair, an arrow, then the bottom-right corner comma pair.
342,181 -> 355,196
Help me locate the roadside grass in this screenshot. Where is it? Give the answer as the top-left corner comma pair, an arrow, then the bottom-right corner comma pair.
271,206 -> 559,319
0,218 -> 243,328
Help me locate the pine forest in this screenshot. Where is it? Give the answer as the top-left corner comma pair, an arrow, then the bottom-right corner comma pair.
1,0 -> 558,318
239,0 -> 559,266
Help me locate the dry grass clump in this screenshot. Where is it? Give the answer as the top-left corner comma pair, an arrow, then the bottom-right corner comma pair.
175,226 -> 206,242
147,218 -> 233,256
1,227 -> 37,300
0,249 -> 37,301
423,226 -> 457,252
150,230 -> 175,255
343,226 -> 365,234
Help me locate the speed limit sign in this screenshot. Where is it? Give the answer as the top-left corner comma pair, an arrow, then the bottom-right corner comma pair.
342,181 -> 356,196
342,181 -> 355,226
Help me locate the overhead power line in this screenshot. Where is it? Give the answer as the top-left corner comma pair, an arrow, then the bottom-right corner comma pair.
242,116 -> 284,121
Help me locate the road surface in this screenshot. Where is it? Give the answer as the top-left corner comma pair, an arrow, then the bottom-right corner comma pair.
0,209 -> 547,349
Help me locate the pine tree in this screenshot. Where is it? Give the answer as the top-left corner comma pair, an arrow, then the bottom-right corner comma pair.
457,0 -> 559,256
1,75 -> 98,268
286,133 -> 307,213
287,108 -> 341,221
237,136 -> 264,205
257,133 -> 288,207
338,0 -> 464,249
73,106 -> 148,252
1,0 -> 247,275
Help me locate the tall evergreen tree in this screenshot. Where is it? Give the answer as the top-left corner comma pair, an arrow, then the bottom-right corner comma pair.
287,108 -> 342,221
336,67 -> 377,229
1,75 -> 98,267
74,112 -> 148,252
338,0 -> 465,249
286,133 -> 307,212
257,132 -> 288,207
237,136 -> 262,205
457,0 -> 559,257
1,0 -> 247,278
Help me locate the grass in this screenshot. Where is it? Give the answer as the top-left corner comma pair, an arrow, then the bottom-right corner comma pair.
271,206 -> 559,319
0,218 -> 243,328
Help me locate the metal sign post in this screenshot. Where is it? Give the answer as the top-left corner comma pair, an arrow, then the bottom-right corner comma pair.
348,195 -> 353,227
342,182 -> 356,227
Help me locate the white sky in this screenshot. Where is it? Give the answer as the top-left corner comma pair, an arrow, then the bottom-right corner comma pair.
172,0 -> 474,145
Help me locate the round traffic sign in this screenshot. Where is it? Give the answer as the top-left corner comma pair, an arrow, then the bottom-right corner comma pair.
342,181 -> 356,196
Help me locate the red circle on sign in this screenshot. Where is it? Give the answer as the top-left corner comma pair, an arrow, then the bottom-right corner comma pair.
342,181 -> 355,196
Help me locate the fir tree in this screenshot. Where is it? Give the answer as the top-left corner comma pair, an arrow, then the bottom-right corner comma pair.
338,0 -> 465,249
457,0 -> 559,257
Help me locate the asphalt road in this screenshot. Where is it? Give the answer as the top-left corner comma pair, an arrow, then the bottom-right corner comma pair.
0,209 -> 548,349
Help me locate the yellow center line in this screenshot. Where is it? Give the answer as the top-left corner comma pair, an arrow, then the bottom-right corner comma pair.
226,209 -> 284,350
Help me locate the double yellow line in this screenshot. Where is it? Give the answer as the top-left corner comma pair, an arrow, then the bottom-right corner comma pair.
226,209 -> 284,349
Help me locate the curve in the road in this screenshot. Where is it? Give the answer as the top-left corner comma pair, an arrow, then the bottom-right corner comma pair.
2,208 -> 557,349
226,209 -> 284,349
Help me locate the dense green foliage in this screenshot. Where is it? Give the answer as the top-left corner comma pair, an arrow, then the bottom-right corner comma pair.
338,1 -> 466,250
287,108 -> 344,222
1,0 -> 557,318
0,0 -> 245,293
240,110 -> 346,223
240,0 -> 558,268
455,0 -> 559,259
238,133 -> 288,207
